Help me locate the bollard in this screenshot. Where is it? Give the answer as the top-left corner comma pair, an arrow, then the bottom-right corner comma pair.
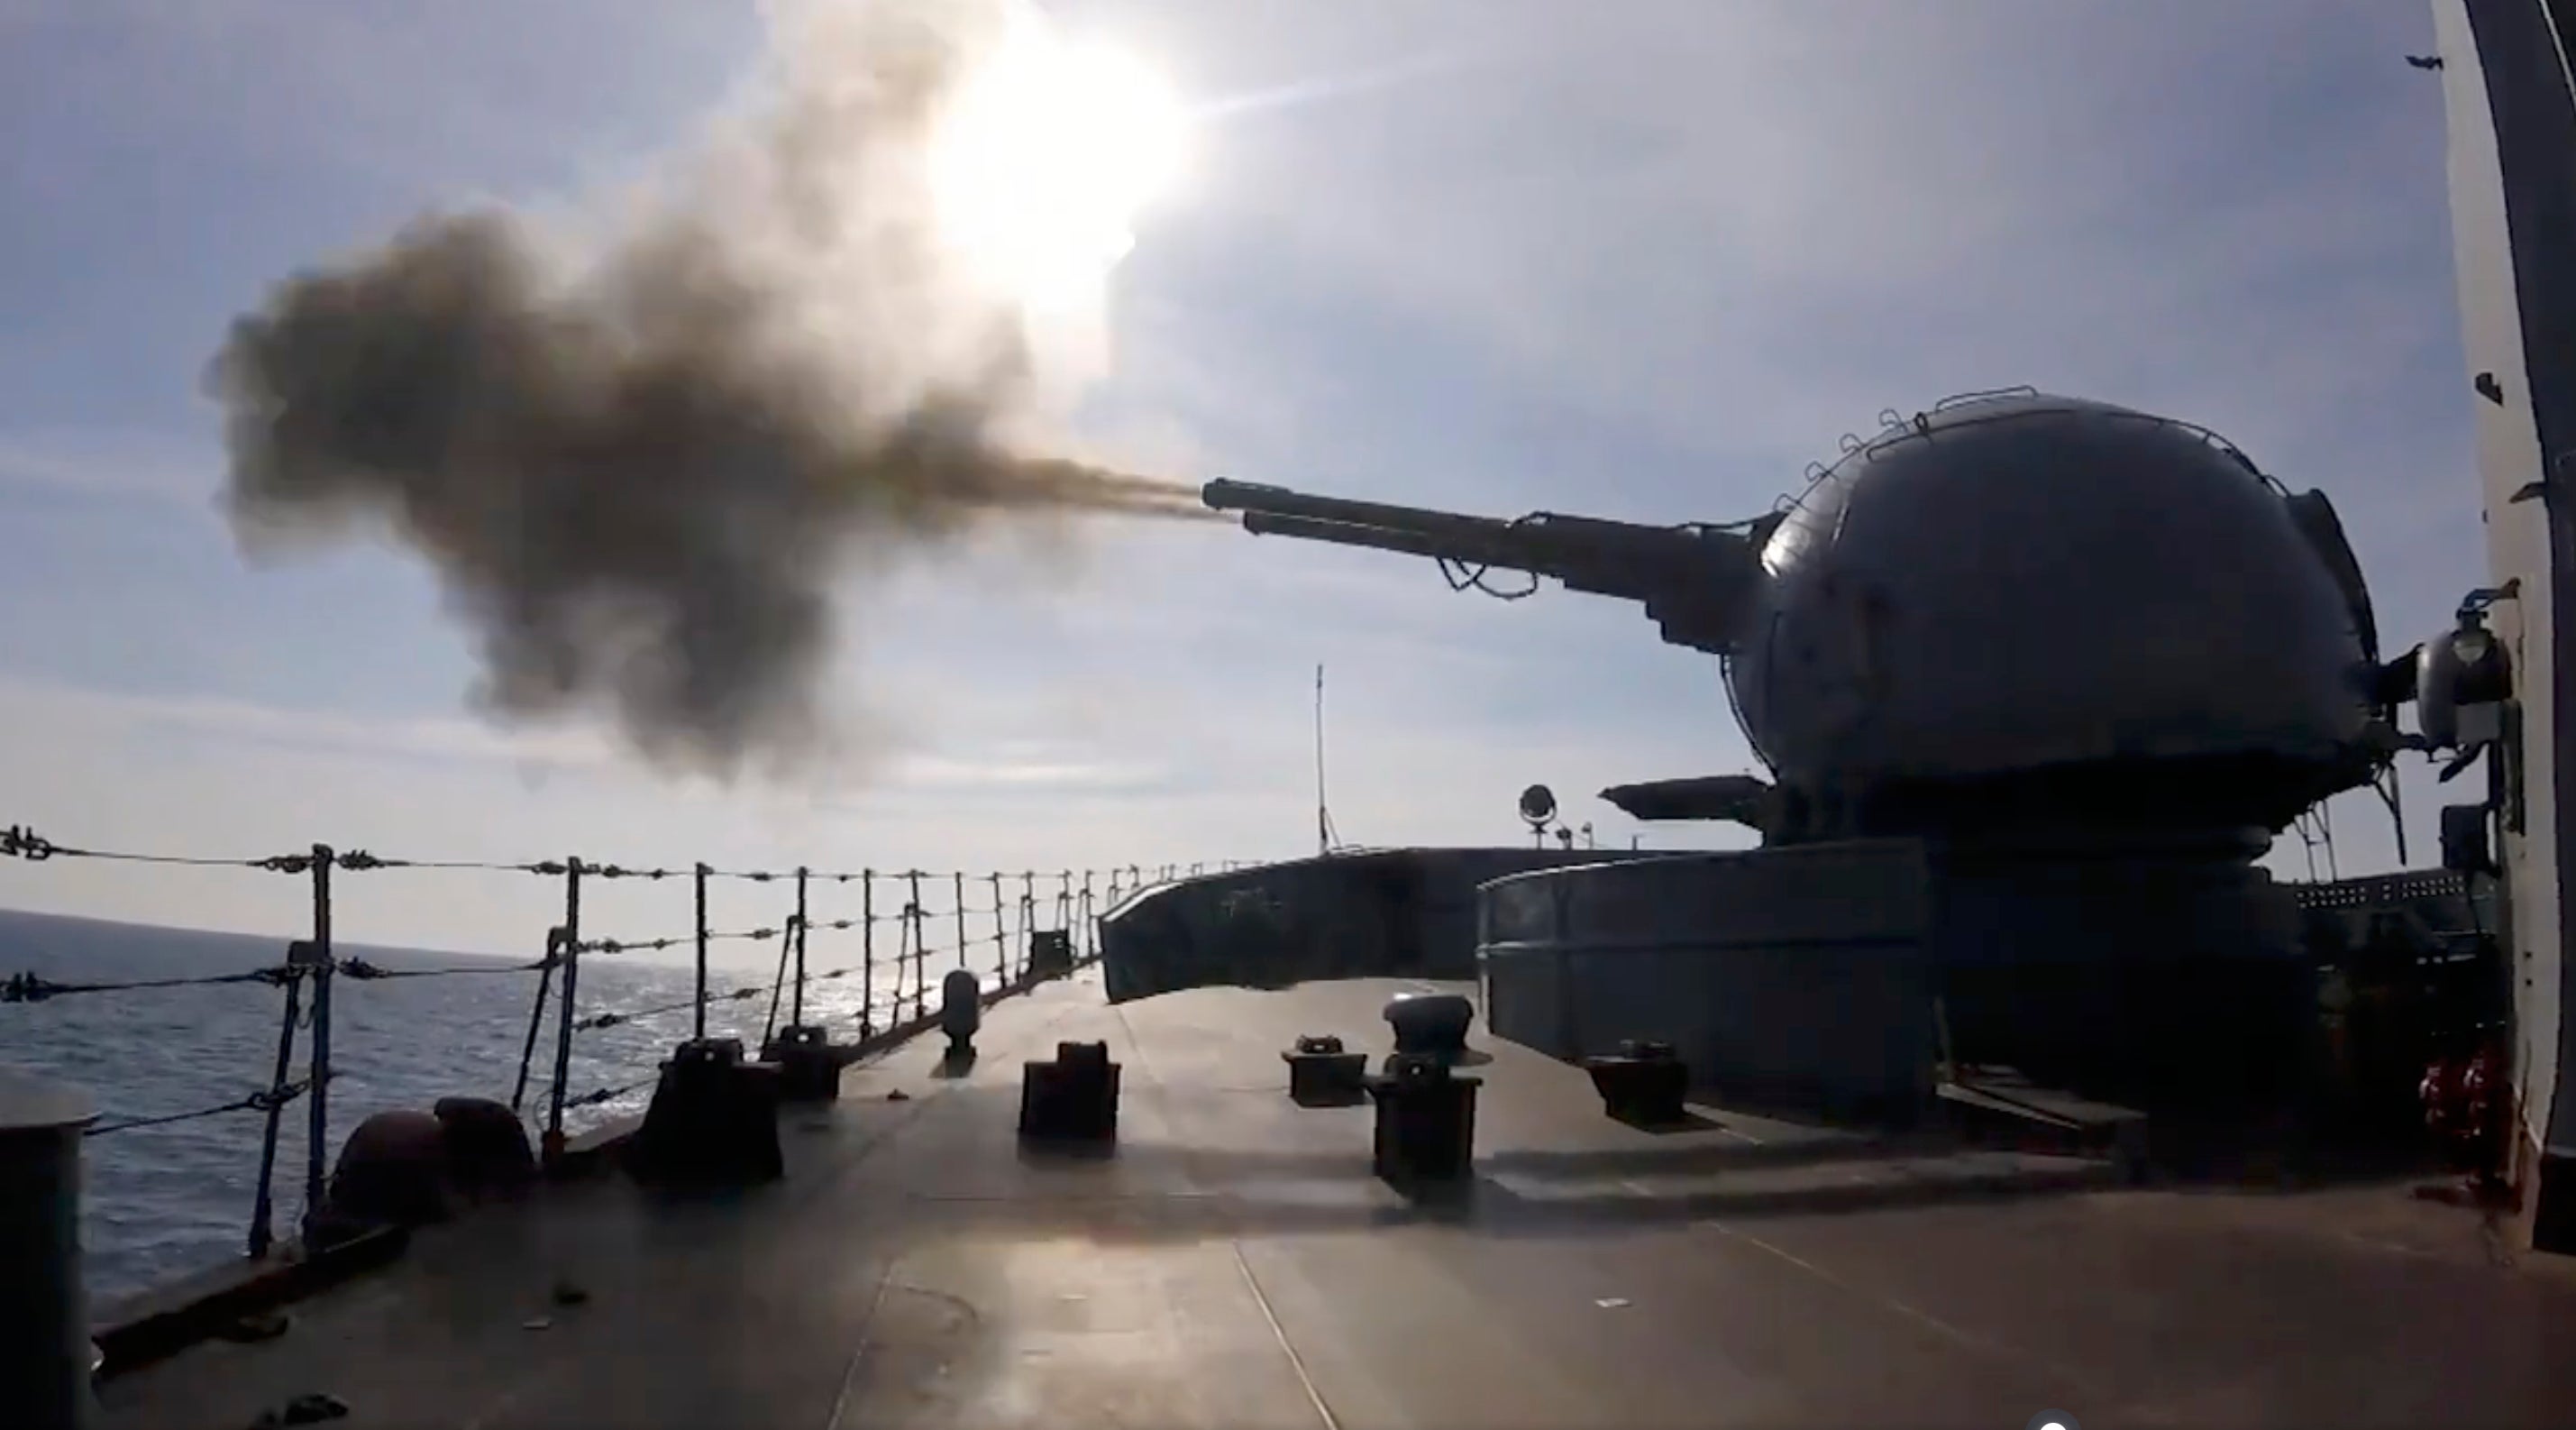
940,968 -> 982,1064
434,1096 -> 538,1203
1026,930 -> 1074,983
628,1039 -> 784,1187
303,1109 -> 453,1252
1367,1053 -> 1480,1193
764,1025 -> 844,1104
0,1068 -> 96,1430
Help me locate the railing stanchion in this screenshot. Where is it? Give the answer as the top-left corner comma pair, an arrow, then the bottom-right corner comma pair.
1081,871 -> 1096,961
300,844 -> 334,1242
790,866 -> 810,1030
990,872 -> 1007,985
246,967 -> 305,1258
906,870 -> 927,1018
860,870 -> 875,1038
760,918 -> 793,1050
512,930 -> 560,1114
1019,873 -> 1036,981
544,857 -> 584,1162
694,863 -> 711,1041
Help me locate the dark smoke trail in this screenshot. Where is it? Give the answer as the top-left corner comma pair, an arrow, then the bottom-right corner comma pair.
206,0 -> 1207,778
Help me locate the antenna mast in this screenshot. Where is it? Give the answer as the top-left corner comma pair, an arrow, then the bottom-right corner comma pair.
1314,664 -> 1338,856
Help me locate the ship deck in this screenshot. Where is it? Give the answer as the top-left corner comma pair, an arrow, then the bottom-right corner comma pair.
95,972 -> 2576,1429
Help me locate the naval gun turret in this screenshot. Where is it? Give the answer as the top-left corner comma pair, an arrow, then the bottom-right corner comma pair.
1209,389 -> 2394,848
1163,390 -> 2434,1114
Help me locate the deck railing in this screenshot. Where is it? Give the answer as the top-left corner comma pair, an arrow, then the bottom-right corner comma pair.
0,821 -> 1248,1258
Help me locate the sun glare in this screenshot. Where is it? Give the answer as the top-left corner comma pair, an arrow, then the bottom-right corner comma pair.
928,16 -> 1188,313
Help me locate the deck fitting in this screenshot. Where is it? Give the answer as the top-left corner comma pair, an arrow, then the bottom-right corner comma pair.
1284,1035 -> 1369,1107
763,1026 -> 844,1104
1369,1053 -> 1481,1192
1019,1040 -> 1121,1144
626,1038 -> 784,1187
1585,1040 -> 1692,1127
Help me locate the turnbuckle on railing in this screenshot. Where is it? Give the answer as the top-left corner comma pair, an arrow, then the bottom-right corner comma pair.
0,820 -> 1235,1260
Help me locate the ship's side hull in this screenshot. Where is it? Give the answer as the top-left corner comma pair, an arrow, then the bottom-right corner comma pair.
2432,0 -> 2576,1250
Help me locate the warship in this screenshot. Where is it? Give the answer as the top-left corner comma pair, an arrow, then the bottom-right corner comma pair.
8,2 -> 2576,1425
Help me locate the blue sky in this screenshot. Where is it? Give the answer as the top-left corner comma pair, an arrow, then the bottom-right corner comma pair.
0,0 -> 2490,959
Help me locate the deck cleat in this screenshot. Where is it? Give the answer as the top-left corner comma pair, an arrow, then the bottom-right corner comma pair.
1283,1034 -> 1369,1106
1025,930 -> 1076,983
763,1024 -> 844,1104
627,1037 -> 785,1187
1019,1040 -> 1121,1145
1585,1039 -> 1692,1127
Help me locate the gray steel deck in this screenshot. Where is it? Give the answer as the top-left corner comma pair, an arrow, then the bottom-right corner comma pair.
94,973 -> 2576,1429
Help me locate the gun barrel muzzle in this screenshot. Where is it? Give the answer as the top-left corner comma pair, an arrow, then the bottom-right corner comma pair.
1201,479 -> 1286,511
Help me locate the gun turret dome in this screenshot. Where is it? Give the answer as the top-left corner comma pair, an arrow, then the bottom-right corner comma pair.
1724,390 -> 2376,832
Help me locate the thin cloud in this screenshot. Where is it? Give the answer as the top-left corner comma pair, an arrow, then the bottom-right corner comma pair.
0,673 -> 1190,803
0,432 -> 220,505
0,674 -> 611,768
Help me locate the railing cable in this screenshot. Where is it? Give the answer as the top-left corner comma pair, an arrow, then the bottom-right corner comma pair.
88,1077 -> 315,1139
4,966 -> 294,1001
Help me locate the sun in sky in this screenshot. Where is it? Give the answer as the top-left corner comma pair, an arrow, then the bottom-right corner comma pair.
924,8 -> 1190,318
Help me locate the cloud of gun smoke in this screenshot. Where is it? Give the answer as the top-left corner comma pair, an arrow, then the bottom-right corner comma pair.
205,0 -> 1207,779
